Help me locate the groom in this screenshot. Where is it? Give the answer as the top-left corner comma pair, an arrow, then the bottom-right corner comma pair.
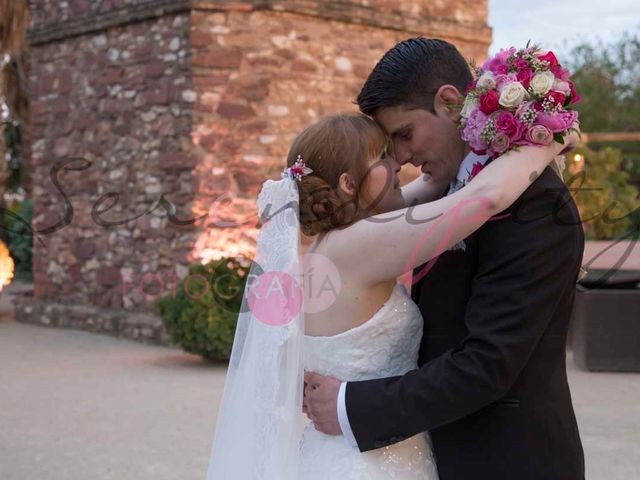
304,38 -> 586,479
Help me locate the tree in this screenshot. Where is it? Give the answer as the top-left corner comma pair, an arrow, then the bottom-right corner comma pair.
562,27 -> 640,176
564,145 -> 639,241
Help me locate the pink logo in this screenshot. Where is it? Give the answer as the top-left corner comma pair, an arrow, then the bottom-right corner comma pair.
301,252 -> 342,314
246,271 -> 303,326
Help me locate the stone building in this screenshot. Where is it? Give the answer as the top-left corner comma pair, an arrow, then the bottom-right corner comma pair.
14,0 -> 491,344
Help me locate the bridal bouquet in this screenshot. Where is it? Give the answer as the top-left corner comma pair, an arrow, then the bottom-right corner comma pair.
460,45 -> 581,159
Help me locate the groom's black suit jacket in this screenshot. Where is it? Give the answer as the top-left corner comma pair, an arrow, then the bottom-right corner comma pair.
345,165 -> 586,479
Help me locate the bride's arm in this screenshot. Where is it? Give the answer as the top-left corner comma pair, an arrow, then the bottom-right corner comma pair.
326,132 -> 579,286
401,173 -> 449,207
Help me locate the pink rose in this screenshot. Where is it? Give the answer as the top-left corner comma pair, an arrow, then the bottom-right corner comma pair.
479,90 -> 500,114
482,47 -> 516,74
493,111 -> 525,140
513,58 -> 530,72
491,132 -> 511,153
516,68 -> 534,88
461,109 -> 490,153
512,118 -> 526,141
551,64 -> 570,81
526,125 -> 553,145
553,79 -> 571,94
568,81 -> 581,104
494,64 -> 509,75
538,51 -> 559,68
495,73 -> 518,92
536,109 -> 578,133
545,90 -> 567,107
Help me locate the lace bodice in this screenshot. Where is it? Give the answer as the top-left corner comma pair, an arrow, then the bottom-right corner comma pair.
303,282 -> 423,379
299,283 -> 439,480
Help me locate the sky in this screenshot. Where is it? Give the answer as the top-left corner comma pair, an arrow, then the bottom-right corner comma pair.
488,0 -> 639,60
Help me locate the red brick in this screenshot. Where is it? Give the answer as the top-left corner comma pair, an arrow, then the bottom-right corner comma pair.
275,48 -> 295,60
190,31 -> 216,48
134,43 -> 154,58
216,101 -> 256,120
247,55 -> 284,69
52,98 -> 69,114
57,71 -> 73,93
158,152 -> 198,171
291,59 -> 317,73
37,73 -> 56,96
98,266 -> 121,286
140,83 -> 171,105
242,118 -> 269,134
143,60 -> 166,78
228,76 -> 270,102
73,238 -> 96,260
193,49 -> 243,69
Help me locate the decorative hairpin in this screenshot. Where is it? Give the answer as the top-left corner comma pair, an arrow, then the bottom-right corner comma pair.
282,155 -> 313,181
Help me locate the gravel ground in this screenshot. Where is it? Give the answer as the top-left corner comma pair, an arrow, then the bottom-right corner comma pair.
1,301 -> 638,479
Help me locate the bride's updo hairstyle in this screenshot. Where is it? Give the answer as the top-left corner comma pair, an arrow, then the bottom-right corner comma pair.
286,113 -> 388,237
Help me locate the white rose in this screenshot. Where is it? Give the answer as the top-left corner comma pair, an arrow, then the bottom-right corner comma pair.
530,71 -> 555,95
498,81 -> 528,109
460,96 -> 479,118
477,71 -> 496,90
552,79 -> 571,94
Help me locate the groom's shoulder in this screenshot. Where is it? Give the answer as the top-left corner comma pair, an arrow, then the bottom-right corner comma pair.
483,166 -> 580,235
526,165 -> 569,197
508,166 -> 574,213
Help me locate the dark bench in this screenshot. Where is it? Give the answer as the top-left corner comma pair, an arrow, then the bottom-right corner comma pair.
571,271 -> 640,372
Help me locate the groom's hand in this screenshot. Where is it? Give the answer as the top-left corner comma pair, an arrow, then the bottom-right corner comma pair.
303,372 -> 342,436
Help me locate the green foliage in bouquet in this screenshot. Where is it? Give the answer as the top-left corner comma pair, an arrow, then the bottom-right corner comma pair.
2,198 -> 33,282
564,145 -> 639,240
154,257 -> 251,362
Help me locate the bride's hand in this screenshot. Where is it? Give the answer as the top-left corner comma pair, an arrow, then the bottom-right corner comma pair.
559,121 -> 581,155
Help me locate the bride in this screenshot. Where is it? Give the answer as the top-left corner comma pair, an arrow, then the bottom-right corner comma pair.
205,113 -> 578,479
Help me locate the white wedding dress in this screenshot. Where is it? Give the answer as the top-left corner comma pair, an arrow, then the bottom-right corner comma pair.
205,178 -> 439,480
300,282 -> 439,479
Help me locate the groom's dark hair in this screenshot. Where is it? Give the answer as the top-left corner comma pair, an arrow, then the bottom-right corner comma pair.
357,38 -> 473,116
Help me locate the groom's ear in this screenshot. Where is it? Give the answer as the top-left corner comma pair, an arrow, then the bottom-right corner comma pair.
433,84 -> 464,121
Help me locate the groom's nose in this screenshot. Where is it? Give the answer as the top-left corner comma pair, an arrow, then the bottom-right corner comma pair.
393,143 -> 412,166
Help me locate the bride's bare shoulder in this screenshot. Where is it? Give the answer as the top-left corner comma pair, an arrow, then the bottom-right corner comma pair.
304,226 -> 361,263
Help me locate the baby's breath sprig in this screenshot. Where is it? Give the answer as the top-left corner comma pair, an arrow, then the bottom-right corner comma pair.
480,119 -> 497,144
518,105 -> 538,125
541,96 -> 562,114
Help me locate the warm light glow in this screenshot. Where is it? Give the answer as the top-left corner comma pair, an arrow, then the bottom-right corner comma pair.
0,240 -> 15,292
191,196 -> 260,265
573,154 -> 584,163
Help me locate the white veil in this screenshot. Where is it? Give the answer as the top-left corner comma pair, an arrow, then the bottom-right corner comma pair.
205,176 -> 305,480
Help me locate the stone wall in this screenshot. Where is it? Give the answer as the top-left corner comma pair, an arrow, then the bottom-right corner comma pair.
189,1 -> 490,262
15,0 -> 491,345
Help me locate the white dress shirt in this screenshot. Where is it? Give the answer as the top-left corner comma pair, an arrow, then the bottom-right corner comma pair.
336,150 -> 490,447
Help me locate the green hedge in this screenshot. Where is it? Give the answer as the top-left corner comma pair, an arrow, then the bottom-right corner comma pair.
564,145 -> 640,240
154,257 -> 250,362
2,198 -> 33,282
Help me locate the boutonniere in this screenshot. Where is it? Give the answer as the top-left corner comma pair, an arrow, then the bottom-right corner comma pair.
463,161 -> 486,186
